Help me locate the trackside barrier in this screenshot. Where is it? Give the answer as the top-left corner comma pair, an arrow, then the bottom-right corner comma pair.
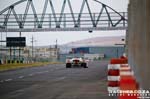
107,65 -> 120,91
107,56 -> 139,99
119,64 -> 139,99
119,75 -> 139,99
120,64 -> 133,76
107,58 -> 127,91
110,58 -> 128,64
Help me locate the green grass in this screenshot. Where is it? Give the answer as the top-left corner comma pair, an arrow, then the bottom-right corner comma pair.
0,62 -> 61,72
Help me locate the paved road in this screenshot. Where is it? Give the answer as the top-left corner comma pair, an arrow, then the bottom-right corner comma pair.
0,61 -> 115,99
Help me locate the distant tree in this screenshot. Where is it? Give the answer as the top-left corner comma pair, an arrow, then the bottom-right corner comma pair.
93,57 -> 97,61
98,57 -> 101,60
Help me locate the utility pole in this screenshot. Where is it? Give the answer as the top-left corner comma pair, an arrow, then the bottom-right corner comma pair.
49,45 -> 51,62
19,31 -> 21,62
31,36 -> 34,62
31,36 -> 36,62
0,32 -> 2,48
0,32 -> 2,60
55,39 -> 59,61
55,39 -> 57,49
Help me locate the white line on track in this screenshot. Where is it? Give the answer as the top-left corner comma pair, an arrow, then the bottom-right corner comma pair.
43,70 -> 49,73
29,73 -> 34,76
18,76 -> 24,79
36,72 -> 43,74
53,77 -> 66,82
5,79 -> 13,82
0,80 -> 4,83
36,71 -> 49,74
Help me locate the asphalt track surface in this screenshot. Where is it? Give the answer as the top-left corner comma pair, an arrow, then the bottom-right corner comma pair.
0,61 -> 116,99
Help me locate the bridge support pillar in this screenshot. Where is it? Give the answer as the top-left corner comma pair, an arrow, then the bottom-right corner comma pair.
127,0 -> 150,89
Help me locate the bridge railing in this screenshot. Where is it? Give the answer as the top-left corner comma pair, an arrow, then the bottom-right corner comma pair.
0,12 -> 127,32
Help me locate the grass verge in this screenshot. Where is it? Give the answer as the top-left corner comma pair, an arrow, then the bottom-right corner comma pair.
0,62 -> 62,72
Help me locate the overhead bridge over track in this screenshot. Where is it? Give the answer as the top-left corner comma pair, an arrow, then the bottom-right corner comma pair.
0,0 -> 128,32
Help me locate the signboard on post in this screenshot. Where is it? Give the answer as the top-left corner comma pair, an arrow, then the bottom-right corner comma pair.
6,37 -> 26,47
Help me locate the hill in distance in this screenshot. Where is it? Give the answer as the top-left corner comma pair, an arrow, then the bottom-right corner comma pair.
32,36 -> 125,53
63,36 -> 125,47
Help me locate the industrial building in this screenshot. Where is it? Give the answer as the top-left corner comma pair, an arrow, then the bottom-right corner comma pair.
59,46 -> 125,62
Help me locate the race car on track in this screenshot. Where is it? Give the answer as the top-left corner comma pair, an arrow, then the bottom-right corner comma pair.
66,57 -> 88,68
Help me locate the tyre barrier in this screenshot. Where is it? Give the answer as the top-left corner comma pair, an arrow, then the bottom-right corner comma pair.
110,58 -> 128,64
119,64 -> 139,99
107,57 -> 139,99
108,64 -> 120,92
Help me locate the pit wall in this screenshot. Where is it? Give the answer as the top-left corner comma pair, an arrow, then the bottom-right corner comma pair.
127,0 -> 150,89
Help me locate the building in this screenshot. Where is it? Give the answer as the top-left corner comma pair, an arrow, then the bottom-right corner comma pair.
0,46 -> 59,64
84,54 -> 104,60
34,47 -> 59,62
89,46 -> 125,58
59,46 -> 125,62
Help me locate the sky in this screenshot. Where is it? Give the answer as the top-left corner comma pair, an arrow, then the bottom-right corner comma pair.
0,0 -> 129,46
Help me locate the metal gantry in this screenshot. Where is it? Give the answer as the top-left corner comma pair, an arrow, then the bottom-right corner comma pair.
0,0 -> 128,32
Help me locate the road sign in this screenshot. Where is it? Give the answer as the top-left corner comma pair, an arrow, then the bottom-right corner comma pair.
6,37 -> 26,47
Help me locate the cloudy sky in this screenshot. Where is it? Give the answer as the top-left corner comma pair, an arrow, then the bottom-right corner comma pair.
0,0 -> 129,46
